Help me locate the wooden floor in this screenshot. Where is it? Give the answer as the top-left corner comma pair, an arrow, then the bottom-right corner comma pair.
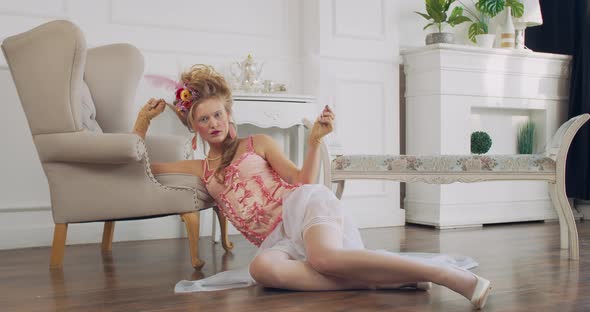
1,220 -> 590,312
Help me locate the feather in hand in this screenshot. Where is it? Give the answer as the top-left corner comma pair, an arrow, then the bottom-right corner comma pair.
144,74 -> 183,91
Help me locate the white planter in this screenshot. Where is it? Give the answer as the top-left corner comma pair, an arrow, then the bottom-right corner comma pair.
426,32 -> 455,45
475,34 -> 496,48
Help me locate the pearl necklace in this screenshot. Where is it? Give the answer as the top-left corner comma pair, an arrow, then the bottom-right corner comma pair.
205,154 -> 222,172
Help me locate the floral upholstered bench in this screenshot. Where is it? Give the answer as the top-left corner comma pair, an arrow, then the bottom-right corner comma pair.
320,114 -> 590,260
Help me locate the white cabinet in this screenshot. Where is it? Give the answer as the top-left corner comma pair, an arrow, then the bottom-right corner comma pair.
401,44 -> 572,229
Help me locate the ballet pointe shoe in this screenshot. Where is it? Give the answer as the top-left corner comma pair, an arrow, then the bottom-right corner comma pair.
374,281 -> 432,291
416,281 -> 432,291
449,265 -> 492,309
470,274 -> 492,310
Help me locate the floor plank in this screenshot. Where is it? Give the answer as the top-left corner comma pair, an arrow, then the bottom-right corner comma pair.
1,221 -> 589,311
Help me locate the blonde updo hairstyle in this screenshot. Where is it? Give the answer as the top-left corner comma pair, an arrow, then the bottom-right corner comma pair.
169,64 -> 239,183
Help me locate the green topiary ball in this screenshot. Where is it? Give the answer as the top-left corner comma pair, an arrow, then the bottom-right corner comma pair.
471,131 -> 492,154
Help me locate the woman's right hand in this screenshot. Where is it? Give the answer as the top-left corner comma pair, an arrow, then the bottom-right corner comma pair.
133,98 -> 167,139
139,98 -> 167,121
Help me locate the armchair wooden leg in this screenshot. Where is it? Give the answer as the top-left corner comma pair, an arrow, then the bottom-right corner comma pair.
101,221 -> 115,252
214,208 -> 234,251
181,212 -> 205,270
50,224 -> 68,269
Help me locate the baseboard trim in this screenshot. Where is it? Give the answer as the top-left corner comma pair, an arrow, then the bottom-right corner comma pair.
0,205 -> 50,213
575,200 -> 590,220
0,208 -> 218,250
404,198 -> 559,228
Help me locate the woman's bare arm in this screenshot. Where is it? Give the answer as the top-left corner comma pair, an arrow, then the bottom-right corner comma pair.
150,159 -> 203,178
133,99 -> 166,140
257,134 -> 321,185
297,139 -> 322,184
256,134 -> 302,184
258,106 -> 334,185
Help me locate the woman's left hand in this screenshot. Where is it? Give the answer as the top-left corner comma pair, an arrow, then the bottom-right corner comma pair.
309,105 -> 335,145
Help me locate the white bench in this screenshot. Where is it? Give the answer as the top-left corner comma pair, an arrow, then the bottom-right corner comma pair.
320,114 -> 590,260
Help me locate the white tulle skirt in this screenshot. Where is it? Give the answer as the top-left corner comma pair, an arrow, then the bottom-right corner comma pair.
175,184 -> 477,293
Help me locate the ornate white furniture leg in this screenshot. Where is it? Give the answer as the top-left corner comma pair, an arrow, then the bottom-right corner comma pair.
326,114 -> 589,260
548,183 -> 569,250
211,210 -> 218,243
297,124 -> 305,167
545,113 -> 588,260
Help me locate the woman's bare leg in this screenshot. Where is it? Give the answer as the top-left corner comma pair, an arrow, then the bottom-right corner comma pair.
302,224 -> 478,299
249,249 -> 371,291
250,245 -> 432,291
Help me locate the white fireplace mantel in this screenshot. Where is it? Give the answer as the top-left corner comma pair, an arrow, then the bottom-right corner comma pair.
401,44 -> 573,229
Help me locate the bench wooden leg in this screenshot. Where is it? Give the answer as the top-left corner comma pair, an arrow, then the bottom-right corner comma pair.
549,182 -> 579,260
214,208 -> 234,251
548,183 -> 569,250
335,180 -> 345,199
181,212 -> 205,270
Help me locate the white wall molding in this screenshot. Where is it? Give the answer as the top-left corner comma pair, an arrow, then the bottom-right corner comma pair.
108,0 -> 290,40
404,93 -> 569,101
0,0 -> 68,18
318,54 -> 398,65
404,66 -> 571,80
331,0 -> 385,41
0,205 -> 50,213
334,78 -> 387,151
317,0 -> 397,62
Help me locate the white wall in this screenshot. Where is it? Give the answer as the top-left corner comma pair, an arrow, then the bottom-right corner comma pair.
0,0 -> 430,249
303,0 -> 404,228
0,0 -> 303,249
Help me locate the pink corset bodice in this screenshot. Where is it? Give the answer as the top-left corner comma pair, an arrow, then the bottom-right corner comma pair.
202,136 -> 300,246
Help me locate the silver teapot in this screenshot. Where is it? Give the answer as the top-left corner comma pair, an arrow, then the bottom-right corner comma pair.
230,54 -> 264,92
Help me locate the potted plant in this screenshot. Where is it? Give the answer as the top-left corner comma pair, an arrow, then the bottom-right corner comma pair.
416,0 -> 471,45
471,131 -> 492,154
458,0 -> 524,47
517,120 -> 536,154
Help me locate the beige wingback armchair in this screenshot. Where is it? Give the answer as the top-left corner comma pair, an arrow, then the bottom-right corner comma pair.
1,20 -> 231,270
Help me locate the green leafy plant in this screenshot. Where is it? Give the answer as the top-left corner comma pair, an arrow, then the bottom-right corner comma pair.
471,131 -> 492,154
477,0 -> 524,18
416,0 -> 471,33
458,0 -> 525,43
517,120 -> 536,154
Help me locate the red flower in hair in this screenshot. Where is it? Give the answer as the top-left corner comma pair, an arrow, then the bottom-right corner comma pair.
175,87 -> 184,100
180,89 -> 192,101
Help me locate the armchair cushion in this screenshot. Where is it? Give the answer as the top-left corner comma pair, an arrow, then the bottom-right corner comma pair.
80,81 -> 103,133
34,131 -> 144,164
